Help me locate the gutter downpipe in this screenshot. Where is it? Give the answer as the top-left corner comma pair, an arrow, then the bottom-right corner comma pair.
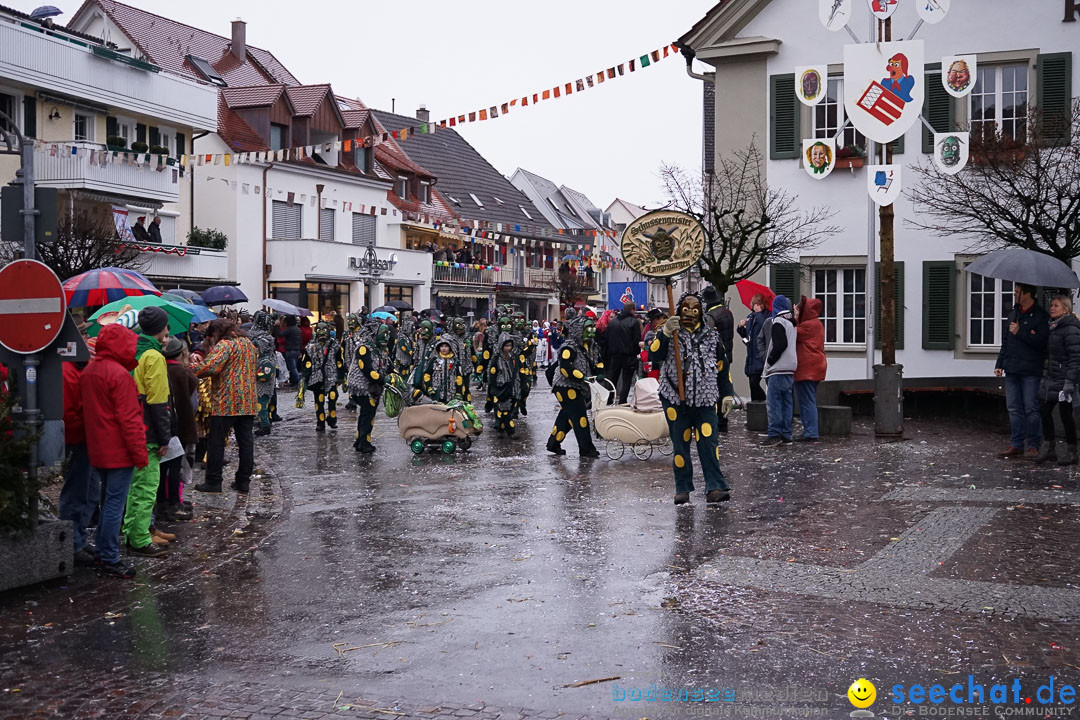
675,43 -> 714,84
262,162 -> 274,301
190,130 -> 209,236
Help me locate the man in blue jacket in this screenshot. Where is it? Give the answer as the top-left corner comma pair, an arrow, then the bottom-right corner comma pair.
995,282 -> 1050,459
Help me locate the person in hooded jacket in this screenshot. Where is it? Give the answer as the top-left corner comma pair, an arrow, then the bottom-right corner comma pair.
794,297 -> 827,442
59,358 -> 99,566
737,294 -> 770,402
350,320 -> 392,454
762,295 -> 797,446
490,333 -> 523,436
80,324 -> 147,578
124,306 -> 173,558
248,311 -> 278,436
1034,296 -> 1080,465
548,315 -> 602,457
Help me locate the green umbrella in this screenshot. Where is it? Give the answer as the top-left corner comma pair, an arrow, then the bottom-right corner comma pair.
87,294 -> 194,337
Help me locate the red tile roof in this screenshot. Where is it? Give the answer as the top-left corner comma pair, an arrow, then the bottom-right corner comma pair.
71,0 -> 300,87
342,110 -> 370,130
375,144 -> 434,180
221,84 -> 288,109
216,95 -> 268,152
285,84 -> 331,117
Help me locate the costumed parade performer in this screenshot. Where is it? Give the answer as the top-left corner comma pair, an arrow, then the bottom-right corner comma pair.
249,310 -> 278,436
350,320 -> 392,453
547,314 -> 603,458
296,321 -> 340,432
490,332 -> 523,437
648,291 -> 734,505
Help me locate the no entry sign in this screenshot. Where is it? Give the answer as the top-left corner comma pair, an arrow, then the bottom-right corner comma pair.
0,259 -> 67,354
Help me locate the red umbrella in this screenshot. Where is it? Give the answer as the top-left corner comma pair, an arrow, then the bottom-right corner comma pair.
63,267 -> 160,307
735,279 -> 775,311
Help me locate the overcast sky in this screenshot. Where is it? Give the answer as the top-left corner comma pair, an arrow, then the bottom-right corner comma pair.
50,0 -> 717,211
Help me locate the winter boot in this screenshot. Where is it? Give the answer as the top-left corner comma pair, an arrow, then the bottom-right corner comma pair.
1057,444 -> 1078,466
1034,442 -> 1057,465
546,437 -> 566,456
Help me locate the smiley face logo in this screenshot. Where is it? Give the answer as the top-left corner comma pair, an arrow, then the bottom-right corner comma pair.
847,678 -> 877,716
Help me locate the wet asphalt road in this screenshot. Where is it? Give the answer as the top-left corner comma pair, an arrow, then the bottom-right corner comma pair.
2,387 -> 1079,718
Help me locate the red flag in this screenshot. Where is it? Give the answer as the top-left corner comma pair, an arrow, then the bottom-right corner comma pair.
469,111 -> 476,122
565,82 -> 572,95
501,102 -> 509,114
651,50 -> 660,62
510,99 -> 518,107
522,96 -> 529,107
553,86 -> 560,98
663,46 -> 669,58
617,64 -> 624,76
533,93 -> 540,103
597,71 -> 605,84
672,43 -> 680,54
607,68 -> 616,79
480,109 -> 489,120
629,59 -> 636,72
542,89 -> 551,100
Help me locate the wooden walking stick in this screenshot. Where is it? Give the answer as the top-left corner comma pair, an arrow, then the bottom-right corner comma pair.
665,277 -> 686,402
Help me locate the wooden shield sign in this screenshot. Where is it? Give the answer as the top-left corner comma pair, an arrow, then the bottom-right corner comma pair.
620,210 -> 706,278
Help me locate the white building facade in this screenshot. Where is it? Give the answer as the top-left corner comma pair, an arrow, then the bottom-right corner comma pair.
680,1 -> 1078,382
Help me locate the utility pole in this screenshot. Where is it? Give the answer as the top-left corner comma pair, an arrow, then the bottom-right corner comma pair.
874,16 -> 903,438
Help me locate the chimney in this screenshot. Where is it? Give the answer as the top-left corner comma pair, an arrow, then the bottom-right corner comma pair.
416,104 -> 430,123
231,19 -> 246,61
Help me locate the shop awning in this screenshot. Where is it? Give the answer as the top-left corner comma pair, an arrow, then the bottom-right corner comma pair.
437,290 -> 489,299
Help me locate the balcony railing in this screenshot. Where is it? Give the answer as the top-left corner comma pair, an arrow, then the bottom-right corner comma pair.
527,268 -> 600,294
35,144 -> 181,203
432,263 -> 496,287
131,244 -> 230,282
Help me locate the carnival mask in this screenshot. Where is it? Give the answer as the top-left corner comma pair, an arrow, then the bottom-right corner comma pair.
451,317 -> 467,336
513,315 -> 527,333
376,324 -> 391,348
418,320 -> 434,340
582,319 -> 596,342
940,135 -> 960,166
499,317 -> 513,334
347,315 -> 359,332
679,297 -> 703,331
315,321 -> 331,340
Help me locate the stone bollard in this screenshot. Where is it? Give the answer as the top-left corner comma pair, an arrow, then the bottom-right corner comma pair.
746,401 -> 768,431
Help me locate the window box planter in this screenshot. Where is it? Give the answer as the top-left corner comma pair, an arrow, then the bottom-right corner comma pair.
836,156 -> 865,170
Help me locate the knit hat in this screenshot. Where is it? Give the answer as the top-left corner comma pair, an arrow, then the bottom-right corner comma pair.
138,306 -> 169,336
162,336 -> 185,359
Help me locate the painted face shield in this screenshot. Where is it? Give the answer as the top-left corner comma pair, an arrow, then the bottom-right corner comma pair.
679,296 -> 703,331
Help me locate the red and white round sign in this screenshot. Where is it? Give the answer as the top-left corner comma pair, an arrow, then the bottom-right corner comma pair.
0,259 -> 67,354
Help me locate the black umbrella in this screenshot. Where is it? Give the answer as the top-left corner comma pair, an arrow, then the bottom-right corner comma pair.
373,305 -> 397,314
386,299 -> 412,311
201,285 -> 249,305
964,248 -> 1080,289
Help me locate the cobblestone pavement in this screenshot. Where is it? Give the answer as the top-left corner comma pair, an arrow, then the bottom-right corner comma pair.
2,391 -> 1079,719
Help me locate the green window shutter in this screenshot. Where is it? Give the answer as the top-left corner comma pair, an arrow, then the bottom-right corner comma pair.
889,134 -> 904,155
875,261 -> 905,349
149,126 -> 160,147
922,62 -> 955,153
770,263 -> 801,301
1037,52 -> 1073,146
175,131 -> 185,158
922,261 -> 956,350
22,96 -> 35,139
769,74 -> 799,160
106,116 -> 118,139
136,123 -> 146,143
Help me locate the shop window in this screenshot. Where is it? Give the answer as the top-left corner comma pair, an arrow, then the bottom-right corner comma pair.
385,285 -> 413,306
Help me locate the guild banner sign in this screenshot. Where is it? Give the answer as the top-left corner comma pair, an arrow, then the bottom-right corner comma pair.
620,210 -> 706,279
867,165 -> 902,206
916,0 -> 951,23
819,0 -> 853,31
933,132 -> 970,175
803,138 -> 837,180
866,0 -> 899,20
844,40 -> 925,144
607,281 -> 648,311
111,205 -> 133,241
795,66 -> 828,106
942,55 -> 977,98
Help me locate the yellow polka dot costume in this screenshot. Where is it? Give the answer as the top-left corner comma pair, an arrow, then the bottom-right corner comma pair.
350,320 -> 392,454
297,325 -> 340,433
647,291 -> 733,499
547,315 -> 600,457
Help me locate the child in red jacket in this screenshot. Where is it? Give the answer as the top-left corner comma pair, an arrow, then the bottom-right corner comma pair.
80,324 -> 148,578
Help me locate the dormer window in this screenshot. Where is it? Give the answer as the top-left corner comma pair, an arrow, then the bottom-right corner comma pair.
270,123 -> 287,151
421,181 -> 431,204
469,193 -> 484,208
396,176 -> 408,199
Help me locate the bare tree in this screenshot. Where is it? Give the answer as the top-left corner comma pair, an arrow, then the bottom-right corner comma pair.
661,142 -> 839,294
549,263 -> 594,310
908,100 -> 1080,262
24,210 -> 148,281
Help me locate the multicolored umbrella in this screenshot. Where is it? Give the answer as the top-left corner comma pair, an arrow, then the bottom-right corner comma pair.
63,267 -> 160,307
201,285 -> 248,305
87,295 -> 194,337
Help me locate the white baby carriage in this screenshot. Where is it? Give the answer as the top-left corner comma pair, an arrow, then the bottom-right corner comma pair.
589,377 -> 673,460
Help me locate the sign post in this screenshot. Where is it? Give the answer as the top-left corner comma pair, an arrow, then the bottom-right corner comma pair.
620,210 -> 707,403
